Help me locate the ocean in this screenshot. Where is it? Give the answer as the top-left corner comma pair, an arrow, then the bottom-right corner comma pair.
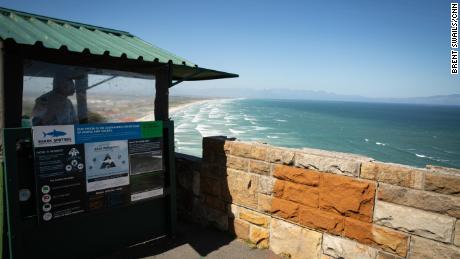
171,99 -> 460,169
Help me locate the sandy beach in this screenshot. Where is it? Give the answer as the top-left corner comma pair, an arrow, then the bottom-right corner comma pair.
138,98 -> 212,121
170,99 -> 211,114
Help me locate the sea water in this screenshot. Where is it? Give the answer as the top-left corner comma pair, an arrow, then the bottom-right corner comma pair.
171,99 -> 460,169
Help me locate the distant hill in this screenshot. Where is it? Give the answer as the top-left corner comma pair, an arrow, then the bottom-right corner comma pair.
171,87 -> 460,106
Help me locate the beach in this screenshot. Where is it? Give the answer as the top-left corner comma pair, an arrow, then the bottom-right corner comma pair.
138,97 -> 214,121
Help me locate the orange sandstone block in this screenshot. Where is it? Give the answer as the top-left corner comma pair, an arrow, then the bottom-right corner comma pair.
343,218 -> 409,257
273,180 -> 285,198
271,197 -> 300,222
319,173 -> 376,222
299,206 -> 344,235
273,165 -> 320,186
282,181 -> 319,208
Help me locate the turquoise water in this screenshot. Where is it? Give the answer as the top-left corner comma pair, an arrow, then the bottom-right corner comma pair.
172,99 -> 460,169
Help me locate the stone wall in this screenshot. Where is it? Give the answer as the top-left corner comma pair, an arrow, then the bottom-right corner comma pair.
176,136 -> 460,259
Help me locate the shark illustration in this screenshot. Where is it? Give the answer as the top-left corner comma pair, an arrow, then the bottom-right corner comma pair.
43,129 -> 67,138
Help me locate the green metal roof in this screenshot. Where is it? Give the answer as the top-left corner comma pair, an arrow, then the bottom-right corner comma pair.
0,7 -> 238,81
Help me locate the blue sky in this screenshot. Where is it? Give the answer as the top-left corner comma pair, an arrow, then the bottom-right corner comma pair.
0,0 -> 457,98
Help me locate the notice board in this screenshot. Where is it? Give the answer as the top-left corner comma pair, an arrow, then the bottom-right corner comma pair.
31,121 -> 164,223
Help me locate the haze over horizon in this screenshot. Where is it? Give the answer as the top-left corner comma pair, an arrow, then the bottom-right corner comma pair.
1,1 -> 458,99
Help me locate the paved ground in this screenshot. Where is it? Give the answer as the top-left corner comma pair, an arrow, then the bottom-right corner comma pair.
103,221 -> 280,259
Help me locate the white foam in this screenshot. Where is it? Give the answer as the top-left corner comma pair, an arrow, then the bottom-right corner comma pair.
243,115 -> 257,122
195,124 -> 222,137
253,126 -> 270,131
276,119 -> 287,122
229,129 -> 246,134
267,135 -> 280,139
414,153 -> 447,162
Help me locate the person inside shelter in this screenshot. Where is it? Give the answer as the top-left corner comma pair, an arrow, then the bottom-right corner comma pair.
31,73 -> 78,126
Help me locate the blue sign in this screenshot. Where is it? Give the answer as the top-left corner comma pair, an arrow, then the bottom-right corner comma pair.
75,123 -> 142,143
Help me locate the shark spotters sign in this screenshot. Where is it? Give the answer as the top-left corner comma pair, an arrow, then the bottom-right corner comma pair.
31,122 -> 164,223
32,125 -> 75,147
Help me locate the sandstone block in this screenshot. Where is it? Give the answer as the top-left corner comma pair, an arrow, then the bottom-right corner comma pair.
271,218 -> 322,259
299,206 -> 344,235
258,176 -> 274,195
268,147 -> 295,165
239,208 -> 270,227
248,144 -> 269,161
273,180 -> 285,198
249,160 -> 271,176
361,162 -> 424,189
426,164 -> 460,175
319,173 -> 376,222
455,220 -> 460,247
224,169 -> 258,209
273,165 -> 320,186
373,201 -> 455,242
301,146 -> 373,162
200,176 -> 221,197
271,198 -> 300,222
378,183 -> 460,218
230,218 -> 250,240
282,181 -> 319,208
226,155 -> 249,171
249,225 -> 269,248
410,236 -> 460,259
343,218 -> 409,257
295,152 -> 361,177
377,251 -> 404,259
230,142 -> 252,157
257,194 -> 272,213
322,234 -> 378,259
425,171 -> 460,196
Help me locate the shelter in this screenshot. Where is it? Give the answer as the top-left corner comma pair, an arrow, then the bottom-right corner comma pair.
0,7 -> 237,259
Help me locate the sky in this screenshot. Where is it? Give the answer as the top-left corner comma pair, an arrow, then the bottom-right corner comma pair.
0,0 -> 458,98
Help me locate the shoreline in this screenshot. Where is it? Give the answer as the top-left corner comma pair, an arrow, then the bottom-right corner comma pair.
170,99 -> 211,115
138,99 -> 213,121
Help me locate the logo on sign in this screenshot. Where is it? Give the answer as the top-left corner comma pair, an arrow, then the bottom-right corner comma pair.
33,125 -> 75,147
43,129 -> 67,138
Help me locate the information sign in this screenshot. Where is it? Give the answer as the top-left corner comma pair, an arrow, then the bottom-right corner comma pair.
32,121 -> 163,223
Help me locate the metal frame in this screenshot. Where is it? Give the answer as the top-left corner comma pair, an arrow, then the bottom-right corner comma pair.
1,41 -> 177,258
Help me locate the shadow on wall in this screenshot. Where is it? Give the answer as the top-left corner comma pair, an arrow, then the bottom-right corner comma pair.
100,138 -> 236,258
175,137 -> 233,228
174,136 -> 236,256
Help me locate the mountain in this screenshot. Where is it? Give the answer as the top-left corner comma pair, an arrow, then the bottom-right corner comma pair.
170,87 -> 460,106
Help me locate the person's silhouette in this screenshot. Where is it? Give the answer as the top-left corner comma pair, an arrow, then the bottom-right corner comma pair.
31,74 -> 78,126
